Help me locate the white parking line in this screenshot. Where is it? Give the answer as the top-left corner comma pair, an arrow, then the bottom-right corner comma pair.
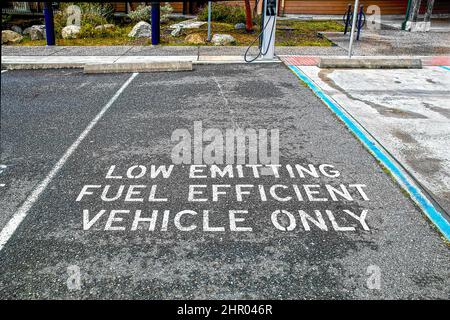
0,72 -> 139,251
1,70 -> 7,73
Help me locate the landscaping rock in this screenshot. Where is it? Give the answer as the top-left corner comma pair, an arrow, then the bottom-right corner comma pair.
29,27 -> 45,40
1,30 -> 23,44
23,25 -> 43,35
211,34 -> 236,46
62,25 -> 81,39
185,33 -> 205,45
170,19 -> 206,30
234,23 -> 246,30
11,25 -> 23,34
95,24 -> 115,31
24,25 -> 46,40
171,26 -> 183,37
128,21 -> 152,38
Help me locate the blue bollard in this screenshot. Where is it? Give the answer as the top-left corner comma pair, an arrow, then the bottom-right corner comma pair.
151,2 -> 160,45
356,5 -> 364,40
344,4 -> 352,35
43,2 -> 55,46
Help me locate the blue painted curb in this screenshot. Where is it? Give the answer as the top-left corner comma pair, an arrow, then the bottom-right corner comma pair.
288,65 -> 450,241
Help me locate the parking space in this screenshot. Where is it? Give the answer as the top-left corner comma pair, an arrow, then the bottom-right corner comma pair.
0,64 -> 449,299
293,65 -> 450,215
0,70 -> 131,229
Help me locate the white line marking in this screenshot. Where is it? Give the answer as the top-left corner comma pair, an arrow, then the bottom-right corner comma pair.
1,70 -> 7,73
0,184 -> 5,187
0,72 -> 138,251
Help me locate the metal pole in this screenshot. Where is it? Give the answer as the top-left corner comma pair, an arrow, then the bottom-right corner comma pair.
402,0 -> 413,30
43,2 -> 55,46
408,0 -> 422,23
348,0 -> 359,58
151,2 -> 160,45
405,0 -> 422,31
207,1 -> 212,42
424,0 -> 435,30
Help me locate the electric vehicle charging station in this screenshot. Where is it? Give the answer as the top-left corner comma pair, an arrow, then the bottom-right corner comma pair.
245,0 -> 278,62
260,0 -> 278,61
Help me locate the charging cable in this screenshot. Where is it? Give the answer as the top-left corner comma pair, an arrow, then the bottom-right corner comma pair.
244,9 -> 276,63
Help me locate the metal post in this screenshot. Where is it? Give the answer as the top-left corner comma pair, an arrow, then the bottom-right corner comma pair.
151,2 -> 160,45
424,0 -> 435,31
405,0 -> 422,31
207,1 -> 212,42
356,5 -> 364,40
408,0 -> 422,23
344,4 -> 352,35
43,2 -> 55,46
402,0 -> 413,30
348,0 -> 359,58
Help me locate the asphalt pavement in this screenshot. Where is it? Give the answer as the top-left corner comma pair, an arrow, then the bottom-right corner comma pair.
0,64 -> 448,299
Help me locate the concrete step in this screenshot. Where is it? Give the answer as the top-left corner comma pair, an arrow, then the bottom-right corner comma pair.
83,61 -> 193,73
318,57 -> 423,69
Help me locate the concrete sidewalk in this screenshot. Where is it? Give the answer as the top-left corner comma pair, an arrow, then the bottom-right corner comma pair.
2,45 -> 448,70
322,30 -> 450,56
1,45 -> 348,69
1,45 -> 347,57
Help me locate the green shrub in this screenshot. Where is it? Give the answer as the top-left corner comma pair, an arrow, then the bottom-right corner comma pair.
78,23 -> 123,39
82,12 -> 108,26
127,4 -> 150,23
53,10 -> 67,38
78,22 -> 96,38
197,3 -> 246,25
160,3 -> 174,23
2,14 -> 12,29
78,2 -> 114,21
127,3 -> 173,23
53,2 -> 111,38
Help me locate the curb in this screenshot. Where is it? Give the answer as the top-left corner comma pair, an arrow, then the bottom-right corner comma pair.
84,61 -> 193,73
1,56 -> 281,71
318,57 -> 422,69
1,63 -> 84,70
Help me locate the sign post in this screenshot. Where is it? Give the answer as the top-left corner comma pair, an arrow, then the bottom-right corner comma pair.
348,0 -> 359,58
